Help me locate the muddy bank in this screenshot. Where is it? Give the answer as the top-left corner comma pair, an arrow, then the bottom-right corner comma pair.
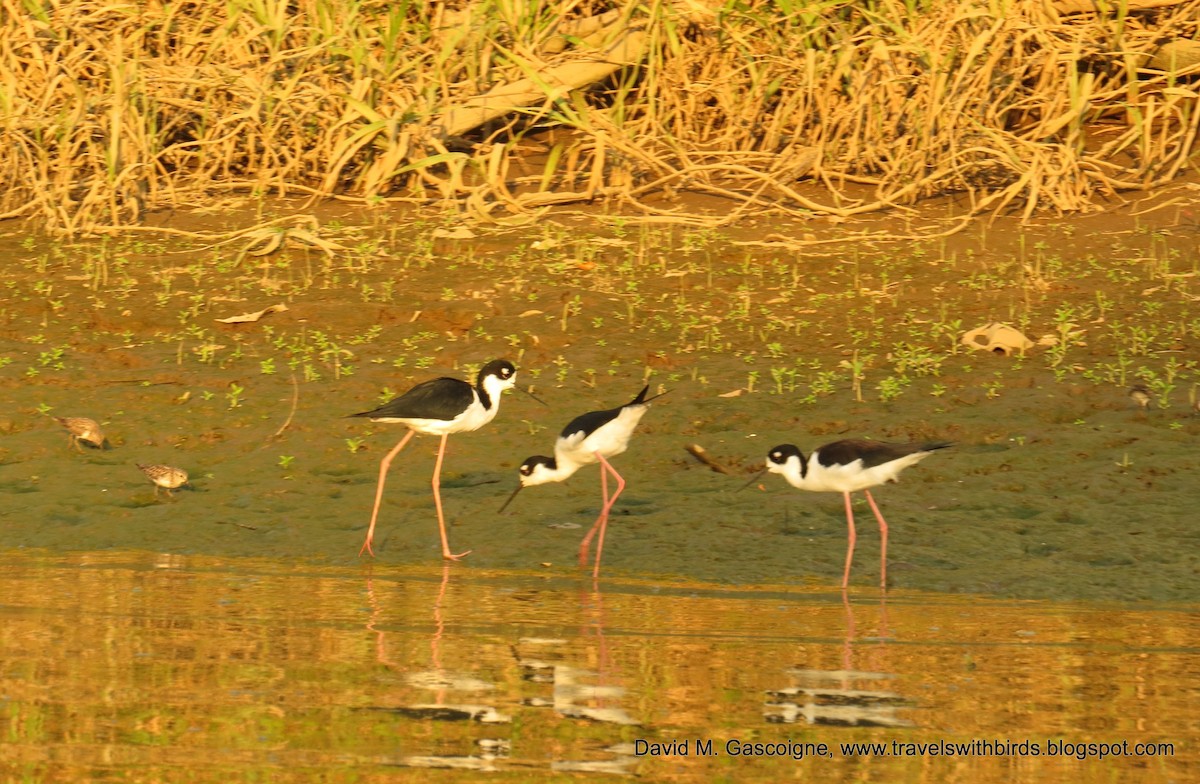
1,200 -> 1196,601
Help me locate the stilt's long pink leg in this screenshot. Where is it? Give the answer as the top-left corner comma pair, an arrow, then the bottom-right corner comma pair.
842,491 -> 857,590
588,453 -> 626,580
863,490 -> 889,590
579,457 -> 610,566
360,430 -> 415,557
431,433 -> 470,561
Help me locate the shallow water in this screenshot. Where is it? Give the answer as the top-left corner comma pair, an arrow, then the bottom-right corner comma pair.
1,549 -> 1194,783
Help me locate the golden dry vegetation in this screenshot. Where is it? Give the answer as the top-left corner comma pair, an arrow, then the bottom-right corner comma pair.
3,0 -> 1200,235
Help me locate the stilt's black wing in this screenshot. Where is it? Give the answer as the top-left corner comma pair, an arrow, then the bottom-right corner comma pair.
558,386 -> 649,439
816,439 -> 952,469
349,377 -> 474,421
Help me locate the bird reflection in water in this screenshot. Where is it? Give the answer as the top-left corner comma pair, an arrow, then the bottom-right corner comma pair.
764,591 -> 912,728
357,572 -> 642,773
361,564 -> 510,771
521,586 -> 641,775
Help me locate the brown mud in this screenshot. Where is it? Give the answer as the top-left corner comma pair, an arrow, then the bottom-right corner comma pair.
1,193 -> 1198,601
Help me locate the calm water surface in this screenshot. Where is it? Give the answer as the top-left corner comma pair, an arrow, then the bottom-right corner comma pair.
0,550 -> 1194,783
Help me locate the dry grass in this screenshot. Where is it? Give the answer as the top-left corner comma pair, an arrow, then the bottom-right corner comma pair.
2,0 -> 1200,234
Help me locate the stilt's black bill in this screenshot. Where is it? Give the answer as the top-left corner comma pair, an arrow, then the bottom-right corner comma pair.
738,468 -> 767,492
498,483 -> 523,513
521,387 -> 548,407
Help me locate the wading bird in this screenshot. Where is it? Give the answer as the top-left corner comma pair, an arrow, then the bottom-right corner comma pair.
1128,384 -> 1152,410
56,416 -> 107,451
745,439 -> 951,589
349,359 -> 521,560
500,385 -> 664,579
137,463 -> 189,497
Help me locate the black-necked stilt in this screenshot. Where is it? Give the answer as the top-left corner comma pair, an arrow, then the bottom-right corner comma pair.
349,359 -> 520,560
56,416 -> 107,450
499,384 -> 664,579
137,463 -> 189,496
745,439 -> 951,589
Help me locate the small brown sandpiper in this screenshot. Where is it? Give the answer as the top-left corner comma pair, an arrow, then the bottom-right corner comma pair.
136,464 -> 189,497
55,416 -> 107,451
1128,384 -> 1152,410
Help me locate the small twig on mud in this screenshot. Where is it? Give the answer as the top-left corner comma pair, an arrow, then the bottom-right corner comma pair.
684,444 -> 733,474
271,371 -> 299,439
217,520 -> 258,531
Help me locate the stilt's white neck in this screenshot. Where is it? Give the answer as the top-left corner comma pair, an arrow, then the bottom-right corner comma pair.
476,373 -> 507,410
767,454 -> 809,488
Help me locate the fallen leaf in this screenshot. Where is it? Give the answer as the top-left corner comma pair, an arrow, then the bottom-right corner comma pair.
431,226 -> 476,240
718,388 -> 745,398
491,211 -> 545,227
518,309 -> 544,317
238,225 -> 346,258
215,303 -> 289,324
